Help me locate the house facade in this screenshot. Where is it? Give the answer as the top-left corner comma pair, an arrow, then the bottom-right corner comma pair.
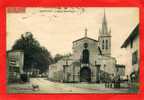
121,24 -> 139,76
7,50 -> 24,82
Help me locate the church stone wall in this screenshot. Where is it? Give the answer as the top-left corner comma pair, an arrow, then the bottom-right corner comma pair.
90,65 -> 97,82
48,58 -> 73,82
72,38 -> 100,64
96,55 -> 116,75
49,39 -> 116,83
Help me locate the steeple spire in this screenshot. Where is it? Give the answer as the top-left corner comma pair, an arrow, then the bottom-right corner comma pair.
98,9 -> 111,56
103,9 -> 107,24
101,9 -> 108,34
103,9 -> 106,23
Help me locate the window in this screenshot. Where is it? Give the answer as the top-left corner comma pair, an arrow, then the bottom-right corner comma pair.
102,40 -> 104,49
84,43 -> 88,48
132,50 -> 138,65
106,40 -> 108,49
82,49 -> 89,64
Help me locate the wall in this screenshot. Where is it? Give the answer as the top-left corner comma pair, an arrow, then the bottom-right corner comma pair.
48,57 -> 73,82
7,51 -> 24,73
72,37 -> 100,64
7,50 -> 24,82
96,55 -> 116,75
124,34 -> 139,76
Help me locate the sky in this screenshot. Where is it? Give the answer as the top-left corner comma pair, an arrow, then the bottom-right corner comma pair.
6,7 -> 139,64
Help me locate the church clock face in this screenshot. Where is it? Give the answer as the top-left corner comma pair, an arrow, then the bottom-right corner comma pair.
84,43 -> 88,48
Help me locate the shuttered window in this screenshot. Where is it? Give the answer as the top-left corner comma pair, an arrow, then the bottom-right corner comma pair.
132,50 -> 138,65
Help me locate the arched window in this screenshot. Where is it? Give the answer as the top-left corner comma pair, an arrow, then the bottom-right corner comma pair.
82,49 -> 89,64
106,40 -> 108,49
102,40 -> 104,49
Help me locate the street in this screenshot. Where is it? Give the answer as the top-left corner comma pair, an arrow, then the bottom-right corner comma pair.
7,78 -> 135,93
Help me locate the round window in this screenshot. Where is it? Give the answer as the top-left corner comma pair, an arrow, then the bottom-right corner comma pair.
84,43 -> 88,48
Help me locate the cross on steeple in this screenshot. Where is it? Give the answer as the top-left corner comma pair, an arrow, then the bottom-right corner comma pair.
85,28 -> 88,37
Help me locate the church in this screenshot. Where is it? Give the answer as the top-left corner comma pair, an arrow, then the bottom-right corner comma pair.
48,12 -> 117,83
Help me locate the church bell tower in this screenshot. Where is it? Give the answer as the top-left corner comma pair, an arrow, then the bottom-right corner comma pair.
99,10 -> 111,56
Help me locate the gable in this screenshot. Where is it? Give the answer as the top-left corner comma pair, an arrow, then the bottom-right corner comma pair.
73,37 -> 98,44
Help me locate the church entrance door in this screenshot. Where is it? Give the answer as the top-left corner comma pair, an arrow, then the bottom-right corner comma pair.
80,67 -> 91,82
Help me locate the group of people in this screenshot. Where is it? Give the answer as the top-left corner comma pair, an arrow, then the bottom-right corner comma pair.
104,74 -> 121,88
104,72 -> 138,89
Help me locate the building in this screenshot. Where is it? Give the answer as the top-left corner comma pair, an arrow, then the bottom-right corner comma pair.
7,50 -> 24,82
48,12 -> 117,83
48,56 -> 73,82
121,24 -> 139,77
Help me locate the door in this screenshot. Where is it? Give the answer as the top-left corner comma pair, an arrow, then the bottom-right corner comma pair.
80,67 -> 91,82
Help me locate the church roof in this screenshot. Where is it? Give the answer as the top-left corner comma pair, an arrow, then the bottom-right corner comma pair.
121,24 -> 139,48
73,37 -> 98,43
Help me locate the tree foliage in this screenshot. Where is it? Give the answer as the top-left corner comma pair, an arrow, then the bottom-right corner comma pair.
12,32 -> 53,73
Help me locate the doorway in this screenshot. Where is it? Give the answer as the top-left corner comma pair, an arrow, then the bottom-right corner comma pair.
80,67 -> 91,82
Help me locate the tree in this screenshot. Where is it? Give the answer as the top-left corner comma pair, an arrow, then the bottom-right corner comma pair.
12,32 -> 53,73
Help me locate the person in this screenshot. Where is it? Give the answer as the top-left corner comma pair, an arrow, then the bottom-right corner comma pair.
130,71 -> 136,82
117,75 -> 121,88
104,78 -> 107,88
111,74 -> 114,88
114,75 -> 118,88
